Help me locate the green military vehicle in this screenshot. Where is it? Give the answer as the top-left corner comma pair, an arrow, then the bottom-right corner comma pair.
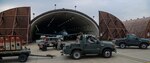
114,34 -> 150,49
61,34 -> 116,59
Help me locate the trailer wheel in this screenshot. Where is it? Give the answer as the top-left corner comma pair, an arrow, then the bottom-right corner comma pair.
41,45 -> 47,51
39,47 -> 42,50
18,54 -> 28,62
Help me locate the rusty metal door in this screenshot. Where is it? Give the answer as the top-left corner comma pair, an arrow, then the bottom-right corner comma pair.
0,7 -> 30,43
99,11 -> 127,40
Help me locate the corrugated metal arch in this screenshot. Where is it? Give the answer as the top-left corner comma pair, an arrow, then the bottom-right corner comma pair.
0,7 -> 30,42
145,19 -> 150,38
30,9 -> 99,41
123,17 -> 150,38
99,11 -> 127,40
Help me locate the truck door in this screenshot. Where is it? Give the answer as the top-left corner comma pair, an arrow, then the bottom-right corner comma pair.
126,34 -> 140,46
84,36 -> 99,54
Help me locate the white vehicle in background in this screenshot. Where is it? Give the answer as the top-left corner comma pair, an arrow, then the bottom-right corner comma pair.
36,35 -> 64,51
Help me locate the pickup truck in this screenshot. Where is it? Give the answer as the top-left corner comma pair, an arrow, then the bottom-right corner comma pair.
61,34 -> 116,59
114,34 -> 150,49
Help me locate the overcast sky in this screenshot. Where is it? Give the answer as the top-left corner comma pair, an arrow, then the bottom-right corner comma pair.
0,0 -> 150,23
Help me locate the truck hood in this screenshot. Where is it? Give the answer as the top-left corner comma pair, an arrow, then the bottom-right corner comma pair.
140,38 -> 150,42
100,41 -> 115,48
101,41 -> 114,45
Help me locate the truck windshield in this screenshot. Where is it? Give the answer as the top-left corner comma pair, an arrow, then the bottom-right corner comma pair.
87,36 -> 97,43
127,34 -> 137,39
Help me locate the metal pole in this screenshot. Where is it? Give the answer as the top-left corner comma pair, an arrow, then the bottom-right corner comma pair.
33,13 -> 35,19
26,8 -> 30,45
54,4 -> 56,9
93,16 -> 95,19
74,6 -> 77,10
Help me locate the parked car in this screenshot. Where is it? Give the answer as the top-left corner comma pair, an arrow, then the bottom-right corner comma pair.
114,34 -> 150,49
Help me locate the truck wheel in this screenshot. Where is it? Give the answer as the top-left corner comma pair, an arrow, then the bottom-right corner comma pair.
102,49 -> 112,58
41,45 -> 47,51
139,43 -> 148,49
18,54 -> 28,62
39,47 -> 42,50
119,43 -> 126,48
0,57 -> 2,60
60,44 -> 64,50
71,50 -> 81,59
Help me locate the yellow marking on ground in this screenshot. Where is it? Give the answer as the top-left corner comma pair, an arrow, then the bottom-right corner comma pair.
145,61 -> 150,63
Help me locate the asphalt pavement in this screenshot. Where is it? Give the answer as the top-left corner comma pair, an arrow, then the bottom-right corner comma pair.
1,44 -> 150,63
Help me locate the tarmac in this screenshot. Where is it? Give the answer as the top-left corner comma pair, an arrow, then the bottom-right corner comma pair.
1,43 -> 150,63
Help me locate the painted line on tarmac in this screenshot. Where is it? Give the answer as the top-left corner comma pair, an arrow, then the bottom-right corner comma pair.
118,53 -> 149,63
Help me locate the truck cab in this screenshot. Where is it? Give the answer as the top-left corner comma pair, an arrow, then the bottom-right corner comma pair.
62,34 -> 116,59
